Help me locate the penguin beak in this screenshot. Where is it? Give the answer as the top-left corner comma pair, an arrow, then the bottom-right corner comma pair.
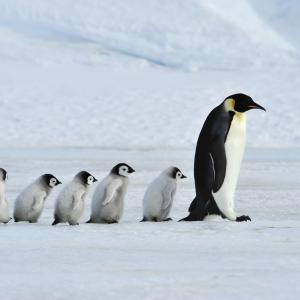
247,101 -> 266,111
94,178 -> 98,182
129,169 -> 136,173
57,181 -> 62,185
181,174 -> 187,179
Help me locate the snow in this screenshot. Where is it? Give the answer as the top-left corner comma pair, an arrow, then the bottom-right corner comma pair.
0,0 -> 300,299
1,148 -> 300,300
0,0 -> 300,149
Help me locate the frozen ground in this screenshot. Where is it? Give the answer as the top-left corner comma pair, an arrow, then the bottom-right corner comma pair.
0,148 -> 300,300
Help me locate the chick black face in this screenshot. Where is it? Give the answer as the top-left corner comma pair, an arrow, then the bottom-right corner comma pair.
0,168 -> 7,181
171,167 -> 187,180
41,174 -> 62,188
225,93 -> 266,113
111,163 -> 135,177
75,171 -> 97,185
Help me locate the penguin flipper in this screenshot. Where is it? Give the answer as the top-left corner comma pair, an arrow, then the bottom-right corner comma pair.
209,135 -> 227,193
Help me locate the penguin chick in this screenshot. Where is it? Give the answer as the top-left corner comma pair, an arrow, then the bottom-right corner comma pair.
141,167 -> 186,222
14,174 -> 61,223
52,171 -> 97,226
0,168 -> 11,224
87,163 -> 135,224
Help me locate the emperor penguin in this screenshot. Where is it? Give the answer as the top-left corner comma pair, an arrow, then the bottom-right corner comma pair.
87,163 -> 135,224
0,168 -> 11,224
180,93 -> 266,222
52,171 -> 97,226
14,174 -> 61,223
141,167 -> 186,222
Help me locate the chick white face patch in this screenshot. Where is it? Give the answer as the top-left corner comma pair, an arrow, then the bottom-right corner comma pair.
119,166 -> 129,177
176,171 -> 182,180
49,178 -> 57,188
87,176 -> 94,185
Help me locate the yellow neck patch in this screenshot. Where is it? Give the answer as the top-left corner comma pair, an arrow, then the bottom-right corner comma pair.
224,98 -> 246,121
224,98 -> 236,112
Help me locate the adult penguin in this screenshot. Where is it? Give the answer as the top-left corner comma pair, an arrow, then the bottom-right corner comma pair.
180,93 -> 266,222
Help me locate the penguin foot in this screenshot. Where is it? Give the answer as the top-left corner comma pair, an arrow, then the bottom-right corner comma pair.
236,215 -> 251,222
14,219 -> 19,223
4,217 -> 12,224
104,220 -> 118,224
140,217 -> 148,222
69,222 -> 79,226
163,218 -> 173,222
86,219 -> 92,224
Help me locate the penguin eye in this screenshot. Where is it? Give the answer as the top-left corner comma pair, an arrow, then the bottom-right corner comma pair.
50,178 -> 56,186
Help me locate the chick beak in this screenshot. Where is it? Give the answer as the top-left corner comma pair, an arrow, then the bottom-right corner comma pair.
57,181 -> 62,185
181,174 -> 187,179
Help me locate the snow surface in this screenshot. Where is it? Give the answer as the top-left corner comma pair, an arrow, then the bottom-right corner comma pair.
1,148 -> 300,300
1,1 -> 300,299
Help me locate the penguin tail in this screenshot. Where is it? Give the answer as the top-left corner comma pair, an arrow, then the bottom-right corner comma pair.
179,212 -> 205,222
52,219 -> 60,226
188,197 -> 197,212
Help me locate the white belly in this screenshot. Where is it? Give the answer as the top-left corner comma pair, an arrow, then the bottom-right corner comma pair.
213,113 -> 246,220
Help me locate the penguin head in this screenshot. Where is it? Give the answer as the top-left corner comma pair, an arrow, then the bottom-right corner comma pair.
40,174 -> 62,188
111,163 -> 135,177
168,167 -> 187,181
224,93 -> 266,113
75,171 -> 97,186
0,168 -> 7,181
